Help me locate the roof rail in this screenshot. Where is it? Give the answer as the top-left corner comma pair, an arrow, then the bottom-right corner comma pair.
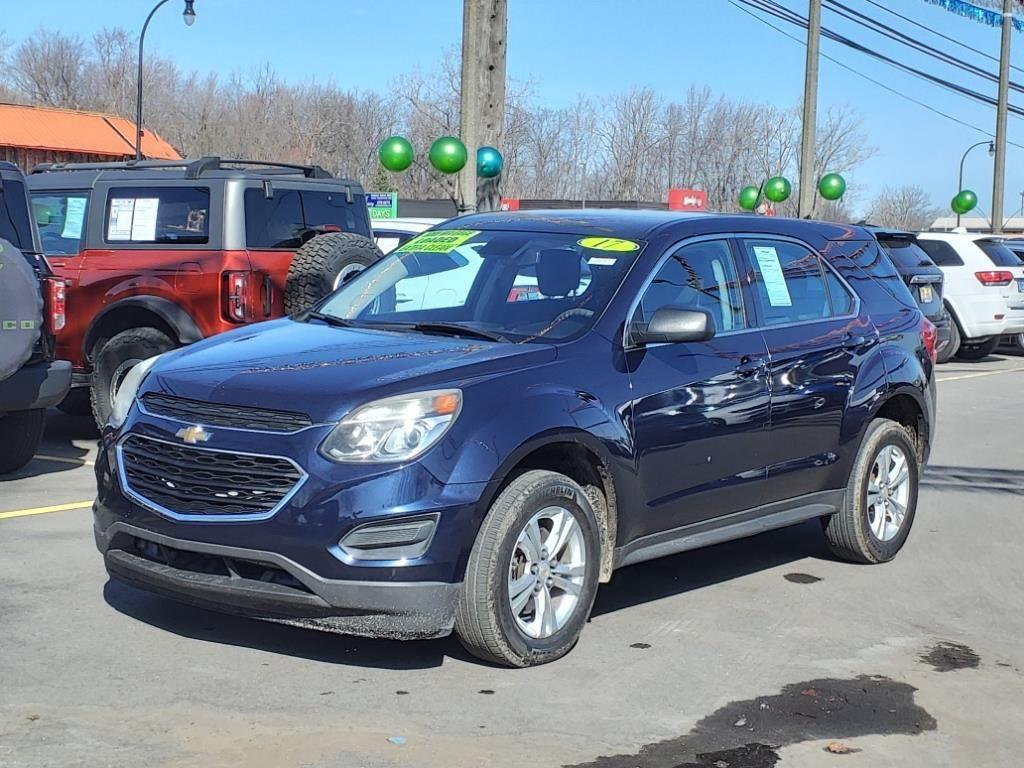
31,156 -> 333,179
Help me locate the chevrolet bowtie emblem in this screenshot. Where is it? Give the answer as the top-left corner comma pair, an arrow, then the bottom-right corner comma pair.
176,425 -> 212,444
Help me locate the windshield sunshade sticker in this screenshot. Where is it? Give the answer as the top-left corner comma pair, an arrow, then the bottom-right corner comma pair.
577,236 -> 640,252
396,229 -> 479,254
752,245 -> 793,307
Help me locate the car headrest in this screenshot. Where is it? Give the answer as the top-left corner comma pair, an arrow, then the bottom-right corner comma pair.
536,248 -> 582,297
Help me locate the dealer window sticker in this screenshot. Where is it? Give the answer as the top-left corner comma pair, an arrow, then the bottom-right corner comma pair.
61,197 -> 87,240
395,229 -> 479,253
752,245 -> 793,307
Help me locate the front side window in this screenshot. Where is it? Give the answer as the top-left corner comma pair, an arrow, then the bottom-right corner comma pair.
105,186 -> 210,244
742,239 -> 834,326
316,229 -> 644,342
31,192 -> 89,254
634,239 -> 746,332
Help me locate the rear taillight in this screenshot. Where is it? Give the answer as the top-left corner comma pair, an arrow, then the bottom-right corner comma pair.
224,271 -> 250,321
46,277 -> 66,332
920,316 -> 938,365
975,270 -> 1014,286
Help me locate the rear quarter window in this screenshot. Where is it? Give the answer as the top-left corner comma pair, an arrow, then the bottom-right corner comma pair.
976,239 -> 1024,267
245,188 -> 365,248
917,239 -> 964,267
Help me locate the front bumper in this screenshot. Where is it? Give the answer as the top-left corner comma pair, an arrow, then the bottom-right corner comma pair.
95,520 -> 459,639
0,360 -> 71,411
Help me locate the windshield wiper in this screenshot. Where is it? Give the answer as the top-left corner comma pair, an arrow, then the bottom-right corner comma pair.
306,311 -> 357,328
370,321 -> 508,343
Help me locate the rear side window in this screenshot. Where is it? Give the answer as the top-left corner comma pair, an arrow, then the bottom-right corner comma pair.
244,188 -> 360,248
635,239 -> 747,332
918,239 -> 964,267
31,192 -> 89,254
976,239 -> 1024,267
0,178 -> 36,251
877,238 -> 935,269
741,239 -> 836,326
105,186 -> 210,244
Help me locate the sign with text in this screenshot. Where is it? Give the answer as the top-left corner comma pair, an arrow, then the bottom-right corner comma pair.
667,188 -> 707,212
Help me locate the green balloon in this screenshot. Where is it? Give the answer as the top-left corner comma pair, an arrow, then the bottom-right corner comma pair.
738,186 -> 760,211
818,173 -> 846,201
952,189 -> 978,215
764,176 -> 792,203
429,136 -> 468,174
378,136 -> 414,172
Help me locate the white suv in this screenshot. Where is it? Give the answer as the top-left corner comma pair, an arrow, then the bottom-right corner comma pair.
916,232 -> 1024,360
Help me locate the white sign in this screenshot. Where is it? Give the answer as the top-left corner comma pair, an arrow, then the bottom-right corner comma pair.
130,198 -> 160,241
107,198 -> 135,240
61,197 -> 87,240
752,246 -> 792,307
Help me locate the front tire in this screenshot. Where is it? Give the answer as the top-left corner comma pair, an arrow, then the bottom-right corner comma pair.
455,470 -> 601,667
823,418 -> 919,564
90,328 -> 175,428
955,337 -> 998,361
0,409 -> 46,474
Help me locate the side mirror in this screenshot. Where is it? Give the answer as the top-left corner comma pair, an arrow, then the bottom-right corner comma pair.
628,307 -> 716,346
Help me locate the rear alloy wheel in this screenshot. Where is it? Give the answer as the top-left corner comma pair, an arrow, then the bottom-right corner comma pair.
455,470 -> 600,667
823,417 -> 919,564
955,337 -> 998,361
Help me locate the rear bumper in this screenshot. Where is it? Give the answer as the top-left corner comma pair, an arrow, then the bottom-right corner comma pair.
95,520 -> 459,639
0,360 -> 71,411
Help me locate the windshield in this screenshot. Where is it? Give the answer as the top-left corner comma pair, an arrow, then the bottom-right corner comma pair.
316,229 -> 644,342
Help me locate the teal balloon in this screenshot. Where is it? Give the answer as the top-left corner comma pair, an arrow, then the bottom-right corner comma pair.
818,173 -> 846,201
952,189 -> 978,215
764,176 -> 792,203
738,185 -> 760,211
477,146 -> 503,178
378,136 -> 414,172
429,136 -> 468,174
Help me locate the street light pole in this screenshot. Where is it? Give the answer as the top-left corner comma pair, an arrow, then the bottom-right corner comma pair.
957,140 -> 994,227
135,0 -> 195,161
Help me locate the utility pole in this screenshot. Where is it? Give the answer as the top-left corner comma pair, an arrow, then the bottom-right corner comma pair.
457,0 -> 507,213
991,0 -> 1013,234
797,0 -> 822,219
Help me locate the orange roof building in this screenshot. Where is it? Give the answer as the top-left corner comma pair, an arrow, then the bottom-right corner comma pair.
0,102 -> 181,171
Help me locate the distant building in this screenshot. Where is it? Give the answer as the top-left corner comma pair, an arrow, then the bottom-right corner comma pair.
0,102 -> 180,172
927,215 -> 1024,235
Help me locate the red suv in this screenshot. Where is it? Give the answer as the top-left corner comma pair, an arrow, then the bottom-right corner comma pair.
28,158 -> 379,425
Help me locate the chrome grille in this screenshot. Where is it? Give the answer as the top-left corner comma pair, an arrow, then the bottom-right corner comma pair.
119,434 -> 303,519
141,392 -> 313,433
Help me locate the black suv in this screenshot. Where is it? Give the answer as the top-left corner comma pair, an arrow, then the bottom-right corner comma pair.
0,162 -> 71,473
94,211 -> 937,667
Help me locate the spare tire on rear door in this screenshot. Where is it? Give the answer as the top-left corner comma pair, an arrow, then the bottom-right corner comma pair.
0,238 -> 43,383
284,232 -> 382,314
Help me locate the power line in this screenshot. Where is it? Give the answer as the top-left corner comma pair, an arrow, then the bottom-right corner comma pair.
725,0 -> 1024,150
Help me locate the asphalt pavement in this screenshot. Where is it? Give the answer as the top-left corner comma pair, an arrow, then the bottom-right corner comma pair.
1,354 -> 1023,768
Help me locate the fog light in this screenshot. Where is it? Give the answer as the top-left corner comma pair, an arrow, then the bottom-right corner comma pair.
338,515 -> 438,561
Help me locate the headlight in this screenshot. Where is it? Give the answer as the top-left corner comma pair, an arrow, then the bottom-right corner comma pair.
108,355 -> 162,429
321,389 -> 462,463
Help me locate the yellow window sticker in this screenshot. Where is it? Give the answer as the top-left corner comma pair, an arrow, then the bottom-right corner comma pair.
577,236 -> 640,253
396,229 -> 479,254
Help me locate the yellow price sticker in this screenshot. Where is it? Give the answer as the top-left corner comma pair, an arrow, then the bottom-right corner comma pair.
396,229 -> 479,254
577,236 -> 640,253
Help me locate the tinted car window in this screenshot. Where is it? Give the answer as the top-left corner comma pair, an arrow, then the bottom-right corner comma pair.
742,239 -> 831,326
976,239 -> 1024,267
245,189 -> 360,248
32,192 -> 89,254
0,178 -> 36,251
877,238 -> 934,269
106,186 -> 210,244
635,239 -> 746,332
918,239 -> 964,267
824,268 -> 855,315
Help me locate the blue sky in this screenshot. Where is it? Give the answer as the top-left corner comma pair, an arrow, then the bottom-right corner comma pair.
3,0 -> 1023,217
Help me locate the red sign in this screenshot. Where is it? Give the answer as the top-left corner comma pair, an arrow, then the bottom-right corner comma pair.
500,197 -> 520,211
667,188 -> 707,212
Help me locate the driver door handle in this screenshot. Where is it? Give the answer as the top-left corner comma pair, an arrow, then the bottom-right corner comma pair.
735,356 -> 766,378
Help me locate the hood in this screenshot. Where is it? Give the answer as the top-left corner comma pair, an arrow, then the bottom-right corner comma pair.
144,318 -> 556,422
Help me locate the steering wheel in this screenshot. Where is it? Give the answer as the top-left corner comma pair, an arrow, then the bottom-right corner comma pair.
551,307 -> 595,325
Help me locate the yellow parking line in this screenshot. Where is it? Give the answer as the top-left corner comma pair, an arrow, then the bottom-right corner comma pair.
35,454 -> 95,467
937,365 -> 1024,383
0,501 -> 92,521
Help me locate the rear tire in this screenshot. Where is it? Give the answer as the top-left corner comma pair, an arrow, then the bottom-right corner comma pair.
954,337 -> 998,361
90,328 -> 175,428
936,318 -> 959,364
823,418 -> 919,564
0,409 -> 46,474
455,470 -> 601,667
284,232 -> 382,315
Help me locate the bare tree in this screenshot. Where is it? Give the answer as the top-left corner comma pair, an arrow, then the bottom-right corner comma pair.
865,185 -> 942,230
8,29 -> 88,108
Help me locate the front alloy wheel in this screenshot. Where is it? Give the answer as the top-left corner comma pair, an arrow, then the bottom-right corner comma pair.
866,445 -> 911,541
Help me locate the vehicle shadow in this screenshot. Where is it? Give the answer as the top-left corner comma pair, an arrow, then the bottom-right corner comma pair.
103,519 -> 832,669
6,409 -> 99,480
921,465 -> 1024,496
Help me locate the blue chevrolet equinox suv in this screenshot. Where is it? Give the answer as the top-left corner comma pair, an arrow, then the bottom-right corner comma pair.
93,211 -> 937,667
